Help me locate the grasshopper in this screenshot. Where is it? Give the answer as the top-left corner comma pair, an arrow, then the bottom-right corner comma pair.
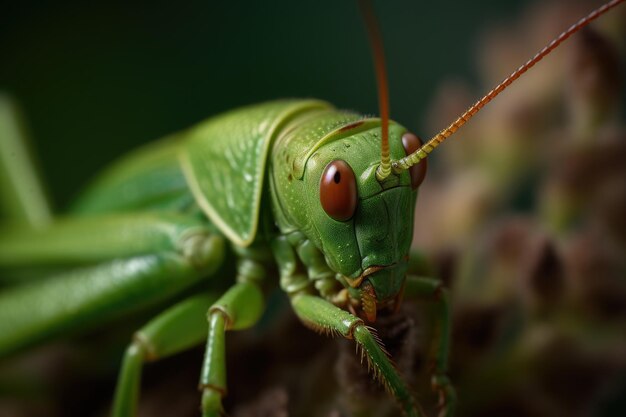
0,1 -> 622,416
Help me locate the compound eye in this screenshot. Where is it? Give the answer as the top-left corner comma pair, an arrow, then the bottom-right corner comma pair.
401,132 -> 427,189
320,160 -> 357,221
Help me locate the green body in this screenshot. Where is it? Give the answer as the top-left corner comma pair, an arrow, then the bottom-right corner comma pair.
0,99 -> 452,417
68,99 -> 417,305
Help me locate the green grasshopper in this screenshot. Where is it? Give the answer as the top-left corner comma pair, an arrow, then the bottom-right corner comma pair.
0,1 -> 622,416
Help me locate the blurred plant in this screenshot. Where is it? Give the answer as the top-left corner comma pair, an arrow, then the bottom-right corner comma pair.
411,1 -> 626,416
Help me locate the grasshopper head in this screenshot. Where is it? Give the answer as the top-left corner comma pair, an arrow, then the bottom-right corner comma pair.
299,123 -> 427,322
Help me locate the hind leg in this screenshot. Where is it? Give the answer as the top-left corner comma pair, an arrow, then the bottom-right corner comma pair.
0,95 -> 51,227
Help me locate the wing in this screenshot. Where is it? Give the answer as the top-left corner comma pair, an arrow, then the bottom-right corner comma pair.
180,99 -> 331,246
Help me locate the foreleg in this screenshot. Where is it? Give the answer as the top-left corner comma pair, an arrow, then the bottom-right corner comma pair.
291,294 -> 424,417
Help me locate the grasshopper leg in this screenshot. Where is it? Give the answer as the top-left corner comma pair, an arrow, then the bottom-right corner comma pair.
0,94 -> 52,227
405,276 -> 456,417
200,281 -> 265,417
290,293 -> 425,417
0,246 -> 223,357
0,212 -> 217,267
0,215 -> 225,356
111,294 -> 218,417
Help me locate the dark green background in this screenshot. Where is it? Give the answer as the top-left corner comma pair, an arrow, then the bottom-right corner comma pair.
1,0 -> 574,209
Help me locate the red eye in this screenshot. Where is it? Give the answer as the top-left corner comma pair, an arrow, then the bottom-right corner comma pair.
402,133 -> 427,189
320,160 -> 357,221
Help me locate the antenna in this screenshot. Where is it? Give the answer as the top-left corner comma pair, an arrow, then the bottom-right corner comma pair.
358,0 -> 391,181
393,0 -> 624,173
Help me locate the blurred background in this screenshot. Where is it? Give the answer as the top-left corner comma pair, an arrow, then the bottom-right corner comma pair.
1,0 -> 625,416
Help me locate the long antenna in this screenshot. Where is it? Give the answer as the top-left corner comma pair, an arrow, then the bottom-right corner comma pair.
358,0 -> 391,181
393,0 -> 624,173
